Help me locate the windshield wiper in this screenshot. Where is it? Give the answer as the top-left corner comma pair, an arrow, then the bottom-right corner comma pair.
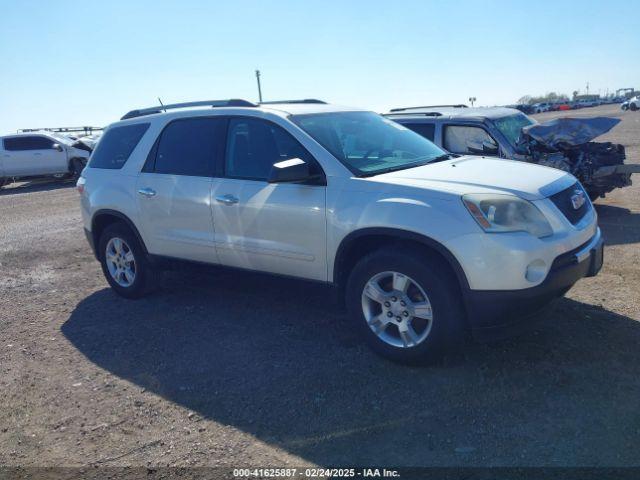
430,153 -> 458,163
358,154 -> 459,177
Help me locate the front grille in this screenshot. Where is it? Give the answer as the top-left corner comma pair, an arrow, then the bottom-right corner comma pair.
549,182 -> 591,225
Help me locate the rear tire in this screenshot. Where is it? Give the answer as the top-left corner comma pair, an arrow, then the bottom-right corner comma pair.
98,223 -> 154,299
346,248 -> 466,364
631,103 -> 638,112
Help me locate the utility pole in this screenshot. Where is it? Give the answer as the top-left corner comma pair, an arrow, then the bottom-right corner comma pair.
255,70 -> 263,103
586,81 -> 590,95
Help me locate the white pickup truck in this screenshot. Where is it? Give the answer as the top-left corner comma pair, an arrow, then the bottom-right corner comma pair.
0,131 -> 90,187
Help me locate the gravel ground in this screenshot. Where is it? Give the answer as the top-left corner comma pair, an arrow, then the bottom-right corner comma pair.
1,104 -> 639,469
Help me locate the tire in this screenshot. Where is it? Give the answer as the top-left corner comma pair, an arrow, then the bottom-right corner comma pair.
98,222 -> 154,299
346,248 -> 466,364
631,103 -> 638,112
69,158 -> 87,179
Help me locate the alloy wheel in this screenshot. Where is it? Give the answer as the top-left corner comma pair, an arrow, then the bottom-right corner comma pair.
361,271 -> 433,348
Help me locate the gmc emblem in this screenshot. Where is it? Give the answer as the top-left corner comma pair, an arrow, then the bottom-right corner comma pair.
571,189 -> 586,210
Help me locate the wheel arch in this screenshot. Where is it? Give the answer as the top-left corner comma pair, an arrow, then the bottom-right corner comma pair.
333,228 -> 471,299
91,209 -> 148,259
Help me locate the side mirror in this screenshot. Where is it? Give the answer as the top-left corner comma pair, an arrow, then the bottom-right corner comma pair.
268,158 -> 315,184
481,139 -> 499,155
52,143 -> 64,152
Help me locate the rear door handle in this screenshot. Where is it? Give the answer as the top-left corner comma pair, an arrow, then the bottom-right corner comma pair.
137,187 -> 156,197
215,194 -> 239,205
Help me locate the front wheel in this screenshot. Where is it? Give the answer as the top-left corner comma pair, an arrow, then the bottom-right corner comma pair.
69,158 -> 87,179
346,249 -> 465,364
98,223 -> 154,299
631,103 -> 638,112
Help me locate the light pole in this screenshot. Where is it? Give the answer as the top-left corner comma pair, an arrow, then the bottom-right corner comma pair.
255,70 -> 263,103
469,96 -> 476,107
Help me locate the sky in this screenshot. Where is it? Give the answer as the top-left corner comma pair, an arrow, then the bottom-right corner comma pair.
0,0 -> 638,134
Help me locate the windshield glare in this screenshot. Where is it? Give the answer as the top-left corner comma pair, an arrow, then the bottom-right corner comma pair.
493,113 -> 535,150
291,111 -> 447,176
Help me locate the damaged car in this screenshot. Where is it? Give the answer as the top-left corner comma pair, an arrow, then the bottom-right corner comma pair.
385,105 -> 639,199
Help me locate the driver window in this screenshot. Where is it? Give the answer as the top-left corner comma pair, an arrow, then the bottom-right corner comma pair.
225,118 -> 318,181
444,125 -> 498,156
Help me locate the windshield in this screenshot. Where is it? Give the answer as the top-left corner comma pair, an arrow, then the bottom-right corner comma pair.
290,111 -> 447,176
493,113 -> 535,150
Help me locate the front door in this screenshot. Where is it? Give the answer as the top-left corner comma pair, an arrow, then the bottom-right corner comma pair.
211,117 -> 327,281
136,117 -> 226,264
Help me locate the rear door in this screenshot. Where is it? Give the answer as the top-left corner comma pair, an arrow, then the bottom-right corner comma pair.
210,117 -> 327,281
136,117 -> 225,264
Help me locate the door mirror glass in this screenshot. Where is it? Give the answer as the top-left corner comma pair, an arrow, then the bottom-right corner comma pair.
268,158 -> 313,183
52,143 -> 63,152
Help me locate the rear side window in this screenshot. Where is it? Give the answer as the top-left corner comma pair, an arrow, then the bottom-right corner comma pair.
3,136 -> 54,151
403,123 -> 436,141
153,117 -> 225,177
89,123 -> 149,169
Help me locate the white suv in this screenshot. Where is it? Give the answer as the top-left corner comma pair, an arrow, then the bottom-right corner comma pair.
78,99 -> 603,363
0,131 -> 90,187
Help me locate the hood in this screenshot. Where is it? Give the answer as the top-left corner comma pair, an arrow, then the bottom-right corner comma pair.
521,117 -> 620,150
370,156 -> 574,201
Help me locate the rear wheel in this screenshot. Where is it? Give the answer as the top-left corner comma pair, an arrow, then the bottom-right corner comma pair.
346,248 -> 465,364
631,103 -> 638,112
98,223 -> 153,299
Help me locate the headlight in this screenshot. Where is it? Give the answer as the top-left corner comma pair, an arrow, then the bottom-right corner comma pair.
462,194 -> 553,238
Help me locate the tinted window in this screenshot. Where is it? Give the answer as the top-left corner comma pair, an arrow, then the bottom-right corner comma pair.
154,118 -> 225,176
225,118 -> 316,180
3,136 -> 54,151
443,125 -> 498,155
89,123 -> 149,169
403,123 -> 435,141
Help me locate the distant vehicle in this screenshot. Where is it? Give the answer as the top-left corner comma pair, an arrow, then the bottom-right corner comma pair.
512,104 -> 535,114
576,99 -> 598,108
532,102 -> 551,113
621,96 -> 639,111
385,105 -> 639,199
0,131 -> 90,188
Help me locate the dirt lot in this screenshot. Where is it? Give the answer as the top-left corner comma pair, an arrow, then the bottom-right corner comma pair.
1,104 -> 639,469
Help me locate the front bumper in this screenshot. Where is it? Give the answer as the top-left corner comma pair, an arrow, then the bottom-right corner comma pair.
467,228 -> 603,341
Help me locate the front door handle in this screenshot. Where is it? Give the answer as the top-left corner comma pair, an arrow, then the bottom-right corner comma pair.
215,194 -> 239,205
137,187 -> 156,197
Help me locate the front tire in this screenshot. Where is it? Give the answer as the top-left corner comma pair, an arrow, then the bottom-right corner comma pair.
346,248 -> 465,364
69,158 -> 87,179
631,103 -> 638,112
98,223 -> 153,299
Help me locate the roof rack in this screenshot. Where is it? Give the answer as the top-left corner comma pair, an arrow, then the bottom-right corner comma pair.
384,112 -> 442,117
389,104 -> 468,112
260,99 -> 327,105
18,126 -> 103,134
121,99 -> 257,120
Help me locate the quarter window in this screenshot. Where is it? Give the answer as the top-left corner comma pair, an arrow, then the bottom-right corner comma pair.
225,118 -> 316,181
443,125 -> 498,155
153,118 -> 225,176
89,123 -> 150,169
